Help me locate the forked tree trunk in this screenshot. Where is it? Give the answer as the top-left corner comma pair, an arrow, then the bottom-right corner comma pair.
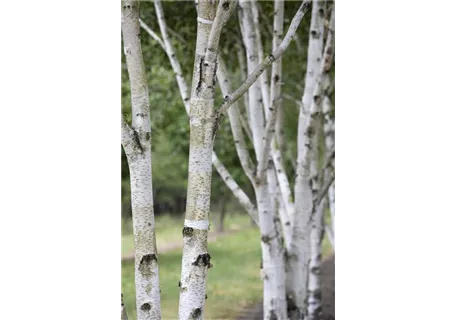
178,1 -> 236,319
289,1 -> 325,319
121,1 -> 161,319
121,294 -> 128,320
142,0 -> 257,227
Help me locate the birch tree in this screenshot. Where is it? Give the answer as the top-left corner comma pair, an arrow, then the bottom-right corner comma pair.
121,1 -> 335,319
121,1 -> 161,319
140,0 -> 259,226
213,1 -> 335,318
215,1 -> 313,318
177,1 -> 237,318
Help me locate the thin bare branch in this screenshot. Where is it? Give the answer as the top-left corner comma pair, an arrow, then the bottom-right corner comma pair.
315,173 -> 334,207
217,56 -> 256,182
283,92 -> 303,108
212,152 -> 259,226
153,0 -> 191,112
257,1 -> 273,38
214,0 -> 311,132
238,110 -> 253,142
139,18 -> 165,50
206,0 -> 238,57
167,26 -> 188,46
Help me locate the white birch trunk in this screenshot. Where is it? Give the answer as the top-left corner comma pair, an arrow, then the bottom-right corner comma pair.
121,2 -> 162,319
306,196 -> 327,320
143,1 -> 253,225
238,0 -> 264,160
256,182 -> 287,320
178,1 -> 236,319
236,39 -> 252,133
251,0 -> 270,115
238,1 -> 287,318
289,1 -> 325,318
307,60 -> 326,320
323,96 -> 336,253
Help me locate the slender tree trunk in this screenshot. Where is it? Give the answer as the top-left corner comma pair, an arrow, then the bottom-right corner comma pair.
142,1 -> 255,226
323,95 -> 335,248
256,181 -> 287,320
178,1 -> 236,319
121,2 -> 161,319
306,196 -> 327,320
289,1 -> 325,319
239,1 -> 287,318
178,1 -> 217,317
307,82 -> 326,320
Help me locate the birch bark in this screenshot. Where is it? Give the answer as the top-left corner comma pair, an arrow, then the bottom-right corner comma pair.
121,1 -> 162,319
289,1 -> 325,318
178,1 -> 236,319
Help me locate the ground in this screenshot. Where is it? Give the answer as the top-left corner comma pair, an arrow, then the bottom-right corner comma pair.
122,213 -> 334,319
236,254 -> 335,320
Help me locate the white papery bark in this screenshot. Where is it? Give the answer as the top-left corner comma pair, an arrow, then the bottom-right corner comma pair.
323,95 -> 335,249
217,57 -> 256,183
307,23 -> 326,316
121,2 -> 162,319
238,0 -> 265,159
178,1 -> 236,319
252,0 -> 270,115
307,196 -> 327,320
143,0 -> 254,228
289,1 -> 325,319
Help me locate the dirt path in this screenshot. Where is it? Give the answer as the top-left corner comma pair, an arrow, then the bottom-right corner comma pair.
121,228 -> 245,261
236,254 -> 335,320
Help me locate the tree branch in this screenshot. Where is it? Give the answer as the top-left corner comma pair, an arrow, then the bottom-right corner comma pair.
315,173 -> 334,207
153,0 -> 191,112
212,152 -> 259,227
238,109 -> 253,142
217,56 -> 256,183
206,0 -> 238,57
257,0 -> 273,38
283,92 -> 303,109
214,0 -> 311,127
139,18 -> 165,50
316,146 -> 335,183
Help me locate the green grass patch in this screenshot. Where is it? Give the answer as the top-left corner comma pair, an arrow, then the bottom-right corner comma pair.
122,213 -> 254,257
121,213 -> 334,319
122,227 -> 262,319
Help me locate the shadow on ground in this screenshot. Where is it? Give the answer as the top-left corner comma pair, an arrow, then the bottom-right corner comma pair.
236,254 -> 335,320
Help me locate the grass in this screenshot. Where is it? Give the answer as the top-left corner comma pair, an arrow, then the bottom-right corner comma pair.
121,213 -> 334,319
122,227 -> 263,320
122,213 -> 253,257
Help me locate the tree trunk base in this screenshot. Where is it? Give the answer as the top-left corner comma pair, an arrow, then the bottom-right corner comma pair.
236,254 -> 335,320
